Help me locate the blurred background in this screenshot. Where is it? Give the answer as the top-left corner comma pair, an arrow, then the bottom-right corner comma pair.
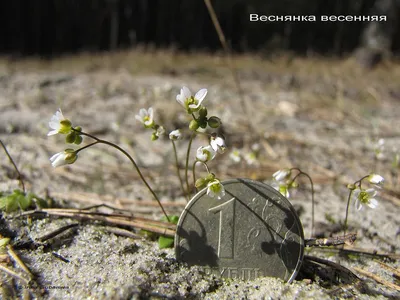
0,0 -> 399,67
0,0 -> 399,221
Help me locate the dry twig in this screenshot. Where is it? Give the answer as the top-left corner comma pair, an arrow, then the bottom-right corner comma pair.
353,266 -> 400,292
18,208 -> 176,237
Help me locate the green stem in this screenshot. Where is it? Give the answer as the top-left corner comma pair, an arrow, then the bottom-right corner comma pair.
343,189 -> 354,237
290,168 -> 315,238
192,160 -> 211,191
171,140 -> 187,201
185,133 -> 196,199
192,161 -> 198,191
74,129 -> 170,222
0,140 -> 25,193
343,175 -> 369,237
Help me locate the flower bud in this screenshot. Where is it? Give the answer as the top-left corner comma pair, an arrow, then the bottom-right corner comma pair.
195,178 -> 207,190
205,173 -> 215,182
347,183 -> 356,190
208,116 -> 221,128
151,132 -> 158,141
368,174 -> 384,186
199,107 -> 208,118
189,119 -> 199,131
66,132 -> 76,144
74,135 -> 83,145
198,117 -> 208,129
61,149 -> 78,165
290,181 -> 299,188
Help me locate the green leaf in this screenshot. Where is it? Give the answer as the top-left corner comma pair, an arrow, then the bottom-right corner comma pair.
139,229 -> 157,240
0,189 -> 33,212
158,235 -> 174,249
161,215 -> 179,225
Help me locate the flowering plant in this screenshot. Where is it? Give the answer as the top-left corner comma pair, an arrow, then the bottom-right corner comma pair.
47,87 -> 227,234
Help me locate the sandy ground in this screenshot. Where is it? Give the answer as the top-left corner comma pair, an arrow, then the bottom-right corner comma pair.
0,52 -> 399,299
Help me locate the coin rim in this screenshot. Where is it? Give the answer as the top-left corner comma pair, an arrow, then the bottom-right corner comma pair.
175,178 -> 305,283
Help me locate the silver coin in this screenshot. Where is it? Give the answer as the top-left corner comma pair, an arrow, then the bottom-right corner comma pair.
175,178 -> 304,282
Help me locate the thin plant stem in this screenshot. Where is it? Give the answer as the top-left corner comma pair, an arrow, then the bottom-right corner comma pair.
192,161 -> 198,191
73,129 -> 170,222
171,140 -> 187,201
193,161 -> 211,192
343,189 -> 354,237
185,133 -> 195,199
290,168 -> 315,237
343,175 -> 369,237
0,140 -> 25,193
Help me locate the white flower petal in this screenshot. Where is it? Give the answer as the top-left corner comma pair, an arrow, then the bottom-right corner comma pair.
355,199 -> 363,210
176,86 -> 191,106
148,107 -> 154,119
366,188 -> 377,198
273,169 -> 291,182
196,145 -> 216,162
139,108 -> 147,118
169,129 -> 182,140
50,152 -> 66,168
47,130 -> 58,136
229,148 -> 241,163
195,88 -> 207,101
207,180 -> 225,200
368,174 -> 384,185
368,198 -> 378,209
353,189 -> 361,198
182,86 -> 191,98
48,109 -> 71,135
210,136 -> 227,154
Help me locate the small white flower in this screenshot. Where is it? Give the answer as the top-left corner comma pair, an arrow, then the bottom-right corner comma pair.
196,145 -> 216,162
244,152 -> 258,165
273,169 -> 291,182
169,129 -> 182,140
48,109 -> 72,136
176,86 -> 208,113
229,148 -> 241,163
368,174 -> 384,186
374,138 -> 385,160
207,179 -> 225,200
155,125 -> 165,137
251,143 -> 260,152
135,108 -> 154,128
210,135 -> 226,154
50,149 -> 77,168
272,182 -> 290,198
354,188 -> 378,210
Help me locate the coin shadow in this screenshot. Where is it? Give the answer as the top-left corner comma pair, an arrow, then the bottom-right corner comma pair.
233,179 -> 304,272
236,178 -> 304,239
176,209 -> 219,267
260,238 -> 300,270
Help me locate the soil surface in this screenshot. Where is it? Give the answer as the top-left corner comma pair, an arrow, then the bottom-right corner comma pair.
0,51 -> 399,299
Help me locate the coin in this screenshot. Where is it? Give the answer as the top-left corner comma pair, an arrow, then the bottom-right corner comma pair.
175,178 -> 304,282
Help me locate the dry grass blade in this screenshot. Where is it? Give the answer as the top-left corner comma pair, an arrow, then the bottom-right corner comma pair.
50,191 -> 187,210
375,260 -> 400,279
7,245 -> 34,278
309,246 -> 400,260
352,266 -> 400,292
0,264 -> 30,285
19,208 -> 176,237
